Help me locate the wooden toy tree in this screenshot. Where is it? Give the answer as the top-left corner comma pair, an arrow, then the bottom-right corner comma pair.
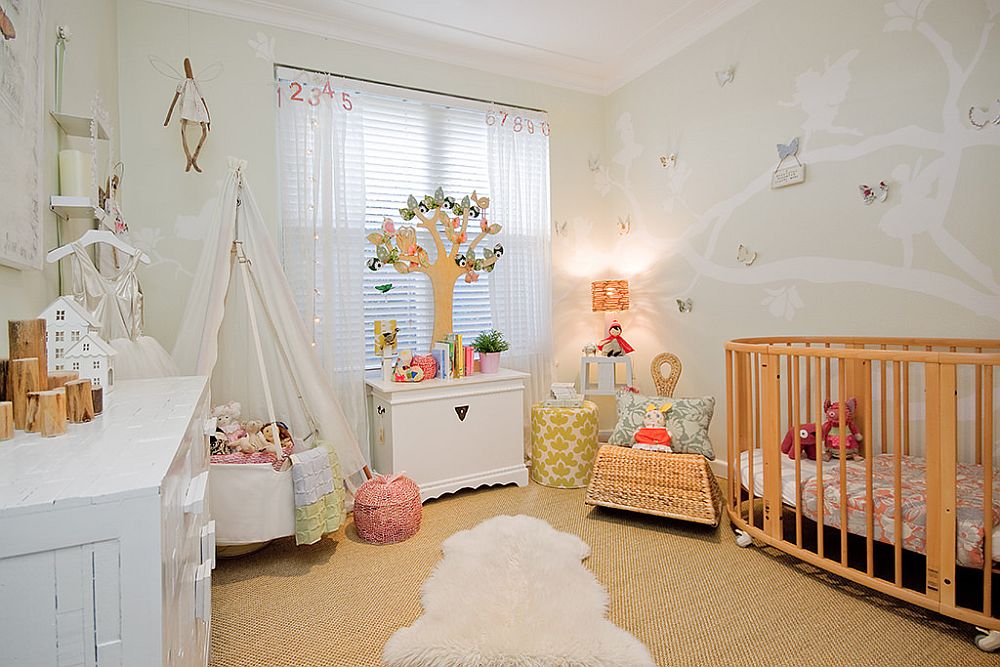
366,188 -> 503,346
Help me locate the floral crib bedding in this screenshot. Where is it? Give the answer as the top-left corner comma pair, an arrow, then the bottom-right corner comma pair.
800,454 -> 1000,568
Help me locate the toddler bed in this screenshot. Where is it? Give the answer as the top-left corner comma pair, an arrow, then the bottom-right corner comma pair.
725,336 -> 1000,650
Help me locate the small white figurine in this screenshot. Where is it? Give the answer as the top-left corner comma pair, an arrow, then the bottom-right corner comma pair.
582,343 -> 598,356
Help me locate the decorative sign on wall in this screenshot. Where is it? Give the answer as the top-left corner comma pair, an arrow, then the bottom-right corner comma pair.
859,181 -> 889,204
771,137 -> 805,189
969,99 -> 1000,129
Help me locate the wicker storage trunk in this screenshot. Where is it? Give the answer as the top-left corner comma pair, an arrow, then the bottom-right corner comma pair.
584,445 -> 723,526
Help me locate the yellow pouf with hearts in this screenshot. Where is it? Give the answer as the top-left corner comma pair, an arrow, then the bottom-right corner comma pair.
530,401 -> 600,489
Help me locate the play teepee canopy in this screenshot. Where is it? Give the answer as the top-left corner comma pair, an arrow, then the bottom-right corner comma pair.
172,157 -> 369,490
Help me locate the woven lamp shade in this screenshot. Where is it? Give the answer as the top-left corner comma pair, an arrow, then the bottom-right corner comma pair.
591,280 -> 630,312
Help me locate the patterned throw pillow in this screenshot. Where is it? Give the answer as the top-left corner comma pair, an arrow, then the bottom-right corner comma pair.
608,391 -> 716,459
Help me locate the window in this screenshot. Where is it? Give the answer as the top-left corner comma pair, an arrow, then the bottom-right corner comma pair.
92,377 -> 100,387
55,331 -> 64,342
277,69 -> 493,370
55,347 -> 63,359
54,364 -> 64,371
55,309 -> 65,321
83,342 -> 90,352
72,361 -> 80,371
71,330 -> 80,342
93,360 -> 101,370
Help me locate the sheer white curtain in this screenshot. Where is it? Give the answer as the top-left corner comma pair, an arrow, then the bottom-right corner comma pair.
487,106 -> 554,427
277,76 -> 369,452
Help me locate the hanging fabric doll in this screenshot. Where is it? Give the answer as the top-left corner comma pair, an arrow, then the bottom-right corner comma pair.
162,57 -> 212,173
633,402 -> 673,452
597,319 -> 634,357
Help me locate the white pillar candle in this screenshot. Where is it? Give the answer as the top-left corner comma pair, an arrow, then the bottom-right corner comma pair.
58,149 -> 93,198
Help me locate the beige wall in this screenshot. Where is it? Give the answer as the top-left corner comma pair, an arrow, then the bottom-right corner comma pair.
0,0 -> 120,354
554,0 -> 1000,442
115,0 -> 606,351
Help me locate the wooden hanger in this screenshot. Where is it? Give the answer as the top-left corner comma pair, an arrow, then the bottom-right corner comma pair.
46,229 -> 151,264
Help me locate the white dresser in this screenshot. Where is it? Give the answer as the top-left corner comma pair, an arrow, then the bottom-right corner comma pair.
366,369 -> 529,501
0,376 -> 214,667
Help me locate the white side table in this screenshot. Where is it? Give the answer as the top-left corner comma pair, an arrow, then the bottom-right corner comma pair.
579,356 -> 634,396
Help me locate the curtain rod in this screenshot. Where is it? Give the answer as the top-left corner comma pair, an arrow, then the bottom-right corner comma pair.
273,62 -> 547,114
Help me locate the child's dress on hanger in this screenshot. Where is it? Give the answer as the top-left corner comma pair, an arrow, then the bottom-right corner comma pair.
70,242 -> 178,380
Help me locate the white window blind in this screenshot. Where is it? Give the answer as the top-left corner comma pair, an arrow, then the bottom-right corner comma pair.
276,69 -> 493,370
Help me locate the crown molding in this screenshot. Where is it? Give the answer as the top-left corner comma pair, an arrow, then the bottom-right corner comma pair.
145,0 -> 760,96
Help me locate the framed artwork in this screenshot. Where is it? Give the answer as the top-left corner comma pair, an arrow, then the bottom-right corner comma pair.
0,0 -> 44,270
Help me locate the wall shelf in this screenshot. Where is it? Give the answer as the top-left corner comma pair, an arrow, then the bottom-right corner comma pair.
50,111 -> 110,140
50,195 -> 99,221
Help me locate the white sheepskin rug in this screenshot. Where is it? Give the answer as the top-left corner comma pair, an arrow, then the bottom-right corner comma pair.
382,515 -> 655,667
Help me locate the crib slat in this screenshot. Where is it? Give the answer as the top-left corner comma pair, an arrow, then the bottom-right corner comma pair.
726,349 -> 735,514
903,358 -> 910,456
839,358 -> 849,567
976,356 -> 983,466
894,360 -> 903,587
763,354 -> 783,539
736,352 -> 751,525
880,349 -> 888,456
749,354 -> 758,529
793,355 -> 803,548
863,358 -> 875,577
984,365 -> 994,615
937,364 -> 958,608
815,356 -> 825,560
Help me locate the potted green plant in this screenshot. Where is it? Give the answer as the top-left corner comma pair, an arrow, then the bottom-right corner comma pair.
472,329 -> 509,374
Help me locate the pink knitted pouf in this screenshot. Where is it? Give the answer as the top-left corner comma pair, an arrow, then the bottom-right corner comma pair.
353,474 -> 422,544
411,355 -> 437,381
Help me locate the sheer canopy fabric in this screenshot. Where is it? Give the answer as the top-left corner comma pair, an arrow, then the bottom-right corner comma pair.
172,158 -> 368,489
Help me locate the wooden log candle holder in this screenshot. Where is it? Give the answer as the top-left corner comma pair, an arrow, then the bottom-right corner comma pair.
65,379 -> 95,423
0,358 -> 8,402
0,401 -> 12,440
48,370 -> 79,390
26,389 -> 67,437
92,386 -> 104,415
10,357 -> 42,430
8,319 -> 47,385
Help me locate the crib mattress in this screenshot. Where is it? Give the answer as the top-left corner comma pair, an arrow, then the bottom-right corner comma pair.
738,449 -> 1000,567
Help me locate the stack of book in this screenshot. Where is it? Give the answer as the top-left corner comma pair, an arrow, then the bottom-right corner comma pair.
431,334 -> 475,379
544,382 -> 583,407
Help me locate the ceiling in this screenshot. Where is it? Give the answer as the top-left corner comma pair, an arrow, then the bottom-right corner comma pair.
152,0 -> 760,94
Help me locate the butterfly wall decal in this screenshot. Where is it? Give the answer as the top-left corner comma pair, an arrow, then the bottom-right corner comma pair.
676,298 -> 693,313
659,154 -> 676,168
776,137 -> 799,160
716,68 -> 735,87
617,214 -> 631,236
588,156 -> 601,171
553,219 -> 569,236
969,99 -> 1000,129
859,181 -> 888,205
737,244 -> 757,266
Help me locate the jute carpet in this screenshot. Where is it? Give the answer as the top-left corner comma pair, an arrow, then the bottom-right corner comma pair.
210,481 -> 994,666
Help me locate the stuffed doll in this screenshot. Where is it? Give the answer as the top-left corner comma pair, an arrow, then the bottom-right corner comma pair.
597,319 -> 634,357
821,398 -> 863,460
780,423 -> 818,460
231,419 -> 269,454
633,402 -> 673,452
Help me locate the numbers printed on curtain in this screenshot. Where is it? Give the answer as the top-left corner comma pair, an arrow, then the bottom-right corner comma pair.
283,81 -> 353,111
485,110 -> 549,136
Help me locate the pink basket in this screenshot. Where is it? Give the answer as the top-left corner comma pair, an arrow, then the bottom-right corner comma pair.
411,355 -> 437,381
353,474 -> 422,544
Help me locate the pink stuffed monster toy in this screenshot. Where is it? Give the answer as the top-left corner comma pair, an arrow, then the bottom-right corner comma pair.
821,398 -> 863,460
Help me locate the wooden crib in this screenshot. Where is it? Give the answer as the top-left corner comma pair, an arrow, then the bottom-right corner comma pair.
724,336 -> 1000,649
